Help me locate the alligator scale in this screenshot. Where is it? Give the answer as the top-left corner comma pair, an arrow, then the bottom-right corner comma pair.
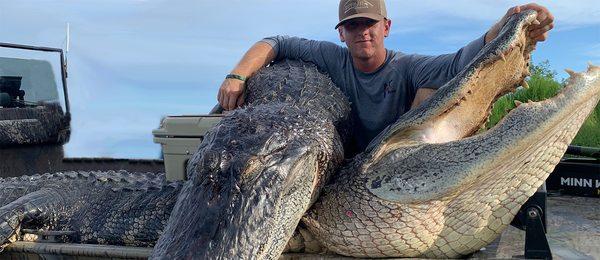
1,11 -> 599,259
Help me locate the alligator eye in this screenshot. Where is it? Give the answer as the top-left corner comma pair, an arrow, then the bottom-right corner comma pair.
260,133 -> 288,157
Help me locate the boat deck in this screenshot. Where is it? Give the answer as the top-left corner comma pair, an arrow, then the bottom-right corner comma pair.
1,196 -> 597,259
472,195 -> 599,259
283,195 -> 599,259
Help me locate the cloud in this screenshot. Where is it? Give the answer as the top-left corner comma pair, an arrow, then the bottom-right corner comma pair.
383,0 -> 600,50
587,44 -> 600,58
585,44 -> 600,65
2,0 -> 597,159
387,0 -> 600,28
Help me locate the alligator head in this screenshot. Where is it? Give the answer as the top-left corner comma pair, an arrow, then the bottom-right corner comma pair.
302,11 -> 600,258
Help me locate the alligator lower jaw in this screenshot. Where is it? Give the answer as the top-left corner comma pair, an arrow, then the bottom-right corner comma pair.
422,42 -> 532,141
422,41 -> 533,142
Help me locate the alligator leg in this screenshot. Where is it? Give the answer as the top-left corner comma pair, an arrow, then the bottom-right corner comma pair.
0,189 -> 66,249
0,171 -> 182,248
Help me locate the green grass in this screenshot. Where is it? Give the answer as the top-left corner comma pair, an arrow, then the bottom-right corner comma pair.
572,103 -> 600,147
486,61 -> 600,148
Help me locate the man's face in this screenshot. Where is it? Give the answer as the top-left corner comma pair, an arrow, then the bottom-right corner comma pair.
338,18 -> 391,60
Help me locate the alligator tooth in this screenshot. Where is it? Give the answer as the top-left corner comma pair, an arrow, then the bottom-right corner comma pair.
532,19 -> 541,25
497,51 -> 506,62
521,80 -> 529,89
479,124 -> 487,132
514,100 -> 523,107
515,42 -> 524,52
565,69 -> 578,78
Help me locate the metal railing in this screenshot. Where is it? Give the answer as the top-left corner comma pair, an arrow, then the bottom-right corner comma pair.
0,42 -> 70,117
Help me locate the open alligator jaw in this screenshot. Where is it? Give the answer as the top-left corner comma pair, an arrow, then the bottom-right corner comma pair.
345,64 -> 599,258
364,63 -> 600,205
367,10 -> 538,162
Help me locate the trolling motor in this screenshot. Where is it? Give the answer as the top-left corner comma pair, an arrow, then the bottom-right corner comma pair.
0,76 -> 25,108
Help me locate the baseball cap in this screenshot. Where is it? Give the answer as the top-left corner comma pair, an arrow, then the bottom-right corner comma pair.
335,0 -> 388,29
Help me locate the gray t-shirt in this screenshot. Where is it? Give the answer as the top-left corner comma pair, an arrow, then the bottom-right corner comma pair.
261,35 -> 485,153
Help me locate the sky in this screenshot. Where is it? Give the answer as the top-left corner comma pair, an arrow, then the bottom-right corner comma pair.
0,0 -> 598,159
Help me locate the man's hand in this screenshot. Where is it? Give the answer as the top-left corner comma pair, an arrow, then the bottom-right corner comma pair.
217,77 -> 246,111
215,42 -> 276,111
485,3 -> 554,44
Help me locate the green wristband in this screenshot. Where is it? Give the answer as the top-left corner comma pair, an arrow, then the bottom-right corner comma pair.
226,74 -> 247,82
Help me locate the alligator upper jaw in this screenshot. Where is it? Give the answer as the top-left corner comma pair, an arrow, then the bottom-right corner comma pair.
151,140 -> 324,259
367,64 -> 600,204
367,10 -> 538,162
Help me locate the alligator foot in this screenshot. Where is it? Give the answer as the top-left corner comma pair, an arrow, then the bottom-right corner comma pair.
0,189 -> 65,249
0,171 -> 182,249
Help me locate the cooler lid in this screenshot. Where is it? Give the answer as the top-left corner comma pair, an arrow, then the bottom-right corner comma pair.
152,115 -> 222,138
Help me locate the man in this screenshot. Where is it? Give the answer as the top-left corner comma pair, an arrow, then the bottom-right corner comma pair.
217,0 -> 554,152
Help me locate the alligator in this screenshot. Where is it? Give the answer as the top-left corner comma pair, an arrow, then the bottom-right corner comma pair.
0,10 -> 599,259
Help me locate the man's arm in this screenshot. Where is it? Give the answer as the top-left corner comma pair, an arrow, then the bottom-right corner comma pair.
218,42 -> 275,111
218,36 -> 345,111
410,3 -> 555,109
410,88 -> 436,109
